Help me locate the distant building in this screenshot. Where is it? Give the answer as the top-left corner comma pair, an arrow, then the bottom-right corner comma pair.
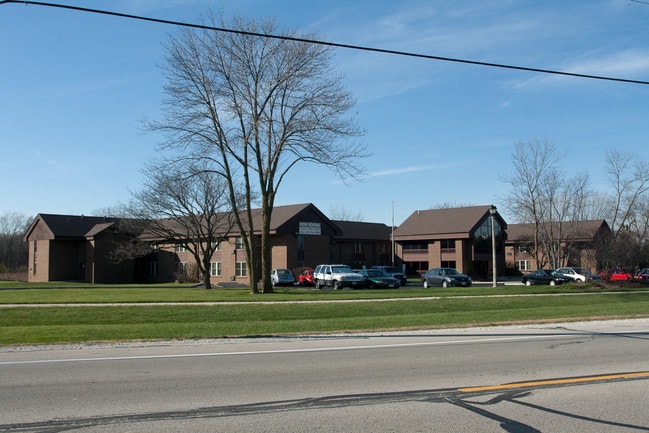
23,203 -> 392,285
23,214 -> 133,283
505,220 -> 611,274
23,203 -> 611,284
393,205 -> 506,278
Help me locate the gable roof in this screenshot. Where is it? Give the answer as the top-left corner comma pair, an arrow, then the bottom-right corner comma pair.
24,214 -> 118,241
506,220 -> 610,243
25,203 -> 341,241
394,205 -> 502,240
249,203 -> 339,235
332,220 -> 392,241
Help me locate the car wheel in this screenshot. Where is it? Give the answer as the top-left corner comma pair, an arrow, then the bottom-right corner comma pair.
549,280 -> 556,286
333,280 -> 340,290
315,280 -> 321,290
525,280 -> 532,286
423,280 -> 429,289
442,280 -> 448,288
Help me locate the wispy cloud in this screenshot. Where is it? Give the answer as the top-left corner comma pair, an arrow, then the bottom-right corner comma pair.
566,50 -> 649,77
362,162 -> 467,180
511,49 -> 649,90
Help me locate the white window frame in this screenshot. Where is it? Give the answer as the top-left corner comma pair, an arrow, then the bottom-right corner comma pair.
235,261 -> 247,277
516,260 -> 532,271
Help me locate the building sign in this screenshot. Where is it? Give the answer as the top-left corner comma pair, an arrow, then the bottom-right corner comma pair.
299,222 -> 321,235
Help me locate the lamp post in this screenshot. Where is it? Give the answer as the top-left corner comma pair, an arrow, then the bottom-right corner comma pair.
489,205 -> 497,288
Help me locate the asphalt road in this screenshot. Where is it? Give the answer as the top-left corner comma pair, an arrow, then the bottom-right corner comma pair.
1,319 -> 648,432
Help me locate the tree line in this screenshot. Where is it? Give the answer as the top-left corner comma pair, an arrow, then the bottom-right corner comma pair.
0,211 -> 30,274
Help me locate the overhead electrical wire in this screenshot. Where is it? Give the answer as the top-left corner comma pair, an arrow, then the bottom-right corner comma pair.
1,0 -> 648,86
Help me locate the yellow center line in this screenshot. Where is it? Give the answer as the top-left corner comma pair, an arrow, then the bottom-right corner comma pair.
458,371 -> 649,393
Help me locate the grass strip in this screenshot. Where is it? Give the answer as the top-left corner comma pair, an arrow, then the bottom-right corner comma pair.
1,282 -> 645,304
2,292 -> 648,345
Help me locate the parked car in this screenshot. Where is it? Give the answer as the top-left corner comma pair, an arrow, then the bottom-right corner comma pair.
297,269 -> 315,286
313,264 -> 365,290
270,268 -> 295,287
607,268 -> 632,281
587,273 -> 601,281
356,268 -> 401,289
555,267 -> 589,282
421,268 -> 472,288
634,268 -> 649,282
521,269 -> 571,286
371,266 -> 407,286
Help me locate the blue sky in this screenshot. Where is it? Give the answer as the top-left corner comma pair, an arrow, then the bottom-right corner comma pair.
1,0 -> 648,226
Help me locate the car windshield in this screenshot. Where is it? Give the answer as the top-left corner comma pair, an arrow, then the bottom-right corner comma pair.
441,268 -> 459,275
276,269 -> 291,276
367,270 -> 387,277
573,267 -> 586,274
332,266 -> 353,273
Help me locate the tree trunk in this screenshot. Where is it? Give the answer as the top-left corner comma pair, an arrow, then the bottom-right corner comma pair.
261,199 -> 273,293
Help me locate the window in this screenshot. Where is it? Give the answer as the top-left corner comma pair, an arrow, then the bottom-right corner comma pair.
402,241 -> 428,252
176,262 -> 188,275
211,240 -> 220,251
516,260 -> 532,271
297,234 -> 304,250
32,240 -> 37,275
236,261 -> 247,277
149,262 -> 158,276
175,244 -> 188,252
473,217 -> 502,253
151,243 -> 159,253
210,262 -> 222,276
235,236 -> 245,250
515,244 -> 531,254
441,239 -> 455,253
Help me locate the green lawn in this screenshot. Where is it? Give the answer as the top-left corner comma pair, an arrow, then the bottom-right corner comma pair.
1,281 -> 648,345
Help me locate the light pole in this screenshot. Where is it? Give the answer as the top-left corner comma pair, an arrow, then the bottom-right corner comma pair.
489,205 -> 497,288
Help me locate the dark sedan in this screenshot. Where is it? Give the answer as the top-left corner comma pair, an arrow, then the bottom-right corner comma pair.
356,269 -> 401,289
522,269 -> 571,286
634,268 -> 649,283
421,268 -> 471,288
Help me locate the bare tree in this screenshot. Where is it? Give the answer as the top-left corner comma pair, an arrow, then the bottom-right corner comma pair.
0,211 -> 30,273
147,13 -> 366,293
328,204 -> 365,222
124,162 -> 236,289
500,139 -> 591,269
605,149 -> 649,236
601,149 -> 649,269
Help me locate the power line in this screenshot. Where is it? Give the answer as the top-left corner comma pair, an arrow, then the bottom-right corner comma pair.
2,0 -> 649,86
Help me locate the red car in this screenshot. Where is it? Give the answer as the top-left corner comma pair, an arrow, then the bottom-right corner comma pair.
608,269 -> 632,281
298,269 -> 314,286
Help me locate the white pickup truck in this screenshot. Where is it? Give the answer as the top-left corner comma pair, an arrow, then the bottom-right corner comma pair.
313,264 -> 364,290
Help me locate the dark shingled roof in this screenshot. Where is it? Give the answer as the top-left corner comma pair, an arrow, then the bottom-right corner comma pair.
25,214 -> 117,240
245,203 -> 340,235
394,205 -> 498,239
332,220 -> 392,240
506,220 -> 609,242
